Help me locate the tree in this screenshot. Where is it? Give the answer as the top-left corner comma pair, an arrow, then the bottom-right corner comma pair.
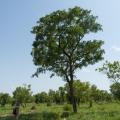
97,61 -> 120,101
34,92 -> 48,103
65,80 -> 90,105
0,93 -> 10,107
110,82 -> 120,101
54,90 -> 61,104
48,89 -> 56,103
97,61 -> 120,83
58,87 -> 65,104
74,80 -> 90,105
13,85 -> 32,107
31,7 -> 104,113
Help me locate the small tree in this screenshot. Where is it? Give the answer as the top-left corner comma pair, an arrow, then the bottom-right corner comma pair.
48,89 -> 56,103
97,61 -> 120,101
97,61 -> 120,83
34,92 -> 48,103
13,85 -> 32,107
58,87 -> 65,104
110,82 -> 120,101
31,7 -> 104,112
0,93 -> 10,107
65,80 -> 90,105
74,80 -> 90,105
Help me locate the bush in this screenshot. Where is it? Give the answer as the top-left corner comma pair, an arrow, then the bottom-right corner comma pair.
47,102 -> 52,106
61,111 -> 70,118
63,104 -> 72,112
31,105 -> 36,110
42,111 -> 60,120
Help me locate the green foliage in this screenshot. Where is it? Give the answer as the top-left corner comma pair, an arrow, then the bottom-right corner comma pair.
90,85 -> 112,103
65,80 -> 90,104
31,6 -> 104,80
48,89 -> 56,103
63,104 -> 72,111
31,105 -> 36,111
0,103 -> 120,120
58,87 -> 65,104
42,111 -> 60,120
110,82 -> 120,100
97,61 -> 120,101
0,93 -> 10,107
13,84 -> 32,106
34,92 -> 48,103
65,80 -> 112,104
46,102 -> 52,106
74,80 -> 90,103
61,111 -> 70,118
97,61 -> 120,83
54,90 -> 61,104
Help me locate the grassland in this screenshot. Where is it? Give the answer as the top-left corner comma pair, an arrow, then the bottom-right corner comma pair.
0,103 -> 120,120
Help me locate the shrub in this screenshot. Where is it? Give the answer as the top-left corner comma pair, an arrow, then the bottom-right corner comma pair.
42,111 -> 60,120
61,111 -> 70,118
31,105 -> 36,110
63,104 -> 72,112
47,102 -> 52,106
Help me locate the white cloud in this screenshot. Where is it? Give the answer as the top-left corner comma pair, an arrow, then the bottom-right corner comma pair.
111,46 -> 120,52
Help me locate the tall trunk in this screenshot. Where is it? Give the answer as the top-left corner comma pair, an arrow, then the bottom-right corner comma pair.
68,57 -> 77,113
69,81 -> 77,113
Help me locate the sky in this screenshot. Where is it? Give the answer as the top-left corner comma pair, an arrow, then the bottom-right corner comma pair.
0,0 -> 120,95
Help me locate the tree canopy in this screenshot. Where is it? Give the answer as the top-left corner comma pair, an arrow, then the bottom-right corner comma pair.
31,6 -> 104,80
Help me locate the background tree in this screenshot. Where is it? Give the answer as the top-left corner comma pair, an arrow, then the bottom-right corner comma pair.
0,93 -> 10,107
31,7 -> 104,112
74,80 -> 90,105
58,87 -> 65,104
110,82 -> 120,101
54,90 -> 61,104
65,80 -> 90,106
97,61 -> 120,101
90,85 -> 99,102
97,61 -> 120,83
34,92 -> 48,103
13,85 -> 32,107
48,89 -> 56,103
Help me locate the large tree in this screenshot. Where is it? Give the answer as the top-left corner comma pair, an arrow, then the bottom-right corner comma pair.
31,7 -> 104,112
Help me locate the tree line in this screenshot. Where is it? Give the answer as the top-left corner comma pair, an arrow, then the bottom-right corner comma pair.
0,80 -> 120,108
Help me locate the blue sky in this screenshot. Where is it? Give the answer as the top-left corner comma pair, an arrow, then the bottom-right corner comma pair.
0,0 -> 120,94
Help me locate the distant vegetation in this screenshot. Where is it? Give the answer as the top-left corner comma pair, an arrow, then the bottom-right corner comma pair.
0,80 -> 120,119
0,80 -> 115,108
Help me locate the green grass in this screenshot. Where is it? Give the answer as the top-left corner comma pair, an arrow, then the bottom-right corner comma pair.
0,103 -> 120,120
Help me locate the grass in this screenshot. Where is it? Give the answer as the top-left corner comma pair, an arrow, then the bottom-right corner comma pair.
0,103 -> 120,120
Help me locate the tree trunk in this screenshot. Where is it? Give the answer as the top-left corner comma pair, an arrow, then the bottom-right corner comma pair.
89,99 -> 93,108
13,102 -> 20,120
68,81 -> 77,113
77,98 -> 80,106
